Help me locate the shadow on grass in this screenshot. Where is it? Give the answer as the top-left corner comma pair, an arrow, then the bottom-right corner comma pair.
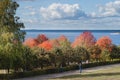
60,72 -> 120,79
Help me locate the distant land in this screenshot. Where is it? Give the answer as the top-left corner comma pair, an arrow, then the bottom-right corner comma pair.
22,29 -> 120,33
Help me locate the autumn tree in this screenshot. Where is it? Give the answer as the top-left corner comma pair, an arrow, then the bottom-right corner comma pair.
45,35 -> 72,67
38,35 -> 69,51
23,38 -> 39,48
38,41 -> 52,51
96,36 -> 112,51
48,39 -> 60,48
72,31 -> 96,49
36,34 -> 48,44
57,35 -> 68,42
89,45 -> 101,61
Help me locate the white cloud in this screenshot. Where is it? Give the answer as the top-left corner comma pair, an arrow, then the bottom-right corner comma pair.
21,18 -> 39,24
19,6 -> 37,16
30,12 -> 36,15
40,3 -> 87,20
98,0 -> 120,17
25,6 -> 34,10
22,11 -> 36,16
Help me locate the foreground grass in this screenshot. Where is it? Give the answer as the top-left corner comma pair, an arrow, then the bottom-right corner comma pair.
51,65 -> 120,80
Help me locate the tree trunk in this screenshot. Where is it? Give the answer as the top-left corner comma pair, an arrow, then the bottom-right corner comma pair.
7,68 -> 10,80
54,63 -> 57,67
8,68 -> 9,74
41,64 -> 43,69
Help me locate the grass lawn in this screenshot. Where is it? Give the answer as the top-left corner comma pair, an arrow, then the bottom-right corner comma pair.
51,66 -> 120,80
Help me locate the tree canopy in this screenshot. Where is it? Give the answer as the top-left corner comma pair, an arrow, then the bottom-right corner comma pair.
72,31 -> 96,49
0,0 -> 25,42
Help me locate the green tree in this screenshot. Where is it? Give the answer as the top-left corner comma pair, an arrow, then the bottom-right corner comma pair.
0,33 -> 16,73
73,47 -> 89,63
32,47 -> 50,69
22,46 -> 36,71
0,0 -> 25,41
110,45 -> 120,60
59,40 -> 73,67
12,44 -> 25,72
0,0 -> 25,74
101,49 -> 110,61
50,47 -> 62,67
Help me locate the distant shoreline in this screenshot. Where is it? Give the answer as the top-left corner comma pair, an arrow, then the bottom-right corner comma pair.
22,29 -> 120,33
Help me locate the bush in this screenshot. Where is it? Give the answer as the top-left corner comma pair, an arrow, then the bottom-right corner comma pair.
0,60 -> 120,79
82,60 -> 120,69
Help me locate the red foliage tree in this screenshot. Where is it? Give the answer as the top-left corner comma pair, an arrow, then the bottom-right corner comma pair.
96,36 -> 112,51
36,34 -> 48,44
38,41 -> 52,51
23,38 -> 39,48
72,31 -> 96,48
38,35 -> 69,50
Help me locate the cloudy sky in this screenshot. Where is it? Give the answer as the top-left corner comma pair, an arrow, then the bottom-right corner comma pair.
16,0 -> 120,30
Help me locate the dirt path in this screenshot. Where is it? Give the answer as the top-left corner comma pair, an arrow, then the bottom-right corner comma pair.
14,64 -> 120,80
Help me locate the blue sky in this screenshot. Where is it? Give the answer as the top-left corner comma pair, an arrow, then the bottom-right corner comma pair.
16,0 -> 120,30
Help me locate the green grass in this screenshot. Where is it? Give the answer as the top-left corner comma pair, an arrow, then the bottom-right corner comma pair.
51,66 -> 120,80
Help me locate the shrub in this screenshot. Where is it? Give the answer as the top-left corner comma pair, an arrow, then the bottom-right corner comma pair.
0,60 -> 120,79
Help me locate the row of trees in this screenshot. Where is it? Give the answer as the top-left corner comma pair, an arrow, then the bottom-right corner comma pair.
24,32 -> 112,51
22,32 -> 120,70
1,32 -> 120,72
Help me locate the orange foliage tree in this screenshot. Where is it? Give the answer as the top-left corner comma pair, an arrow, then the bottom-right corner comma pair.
96,36 -> 112,51
38,35 -> 69,51
23,38 -> 39,48
89,45 -> 101,61
38,41 -> 52,51
49,39 -> 60,48
72,31 -> 96,48
57,35 -> 68,42
36,34 -> 48,44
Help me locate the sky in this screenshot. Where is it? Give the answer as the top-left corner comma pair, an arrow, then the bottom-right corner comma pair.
16,0 -> 120,30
